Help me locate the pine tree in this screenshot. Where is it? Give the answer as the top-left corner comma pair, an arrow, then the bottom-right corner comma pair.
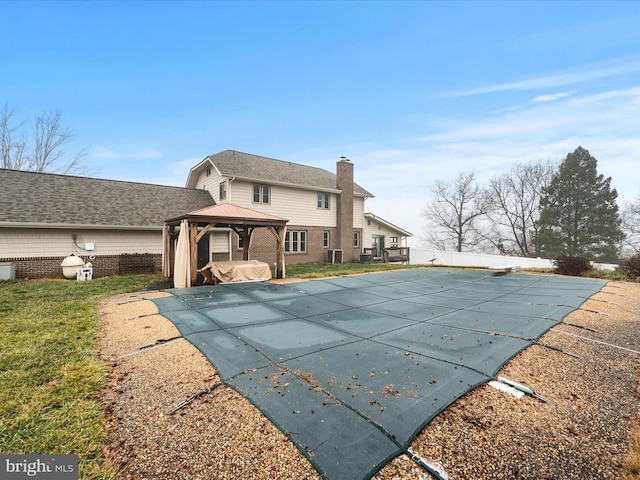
538,147 -> 624,263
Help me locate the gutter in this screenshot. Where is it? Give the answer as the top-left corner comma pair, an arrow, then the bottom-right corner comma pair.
364,213 -> 413,237
0,222 -> 163,231
227,174 -> 372,197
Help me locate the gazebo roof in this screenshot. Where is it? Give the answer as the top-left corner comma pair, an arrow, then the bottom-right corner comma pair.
164,203 -> 289,284
165,203 -> 288,227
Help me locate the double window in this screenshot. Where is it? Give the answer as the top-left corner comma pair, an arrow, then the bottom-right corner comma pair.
253,184 -> 270,204
285,230 -> 307,253
317,192 -> 330,209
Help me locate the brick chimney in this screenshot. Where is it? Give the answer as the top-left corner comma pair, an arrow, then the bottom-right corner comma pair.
336,157 -> 354,262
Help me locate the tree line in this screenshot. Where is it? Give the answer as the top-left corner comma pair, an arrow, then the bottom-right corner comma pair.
422,146 -> 637,263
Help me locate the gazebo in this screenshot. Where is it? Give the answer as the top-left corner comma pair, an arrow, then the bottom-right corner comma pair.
163,203 -> 289,288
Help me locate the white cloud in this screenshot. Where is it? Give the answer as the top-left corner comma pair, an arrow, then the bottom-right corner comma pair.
570,85 -> 640,105
530,91 -> 575,103
446,58 -> 640,97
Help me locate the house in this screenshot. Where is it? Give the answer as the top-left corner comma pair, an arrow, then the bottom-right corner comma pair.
0,169 -> 214,279
184,150 -> 412,266
0,150 -> 412,279
363,213 -> 413,262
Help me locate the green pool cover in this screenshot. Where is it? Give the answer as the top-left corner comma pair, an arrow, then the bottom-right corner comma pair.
151,268 -> 605,480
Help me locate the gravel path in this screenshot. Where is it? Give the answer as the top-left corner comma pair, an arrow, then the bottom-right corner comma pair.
97,278 -> 640,480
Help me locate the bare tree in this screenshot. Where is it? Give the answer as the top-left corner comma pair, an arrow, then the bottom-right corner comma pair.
621,193 -> 640,255
1,103 -> 28,170
422,172 -> 490,252
1,103 -> 86,174
485,159 -> 556,256
31,110 -> 85,173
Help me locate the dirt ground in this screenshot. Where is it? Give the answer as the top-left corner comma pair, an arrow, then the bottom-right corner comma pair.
97,276 -> 640,480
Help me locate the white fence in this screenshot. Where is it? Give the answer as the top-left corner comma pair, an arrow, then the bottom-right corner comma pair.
411,249 -> 553,269
410,249 -> 617,271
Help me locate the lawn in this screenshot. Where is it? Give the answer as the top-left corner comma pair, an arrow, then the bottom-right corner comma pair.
0,274 -> 164,479
283,261 -> 416,278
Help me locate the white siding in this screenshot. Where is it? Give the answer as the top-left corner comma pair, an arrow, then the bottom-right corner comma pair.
193,169 -> 227,203
363,220 -> 407,251
353,198 -> 364,229
209,230 -> 230,253
229,180 -> 338,227
0,228 -> 162,258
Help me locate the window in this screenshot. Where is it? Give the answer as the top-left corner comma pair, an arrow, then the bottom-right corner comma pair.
206,167 -> 211,176
390,236 -> 398,247
353,231 -> 360,248
219,181 -> 227,200
323,231 -> 330,248
237,235 -> 243,249
253,184 -> 270,204
285,230 -> 307,253
317,192 -> 330,209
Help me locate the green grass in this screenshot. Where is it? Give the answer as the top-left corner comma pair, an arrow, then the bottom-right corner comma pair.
582,268 -> 639,282
0,274 -> 164,480
283,262 -> 424,278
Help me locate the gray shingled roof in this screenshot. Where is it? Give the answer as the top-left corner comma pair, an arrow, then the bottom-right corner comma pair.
206,150 -> 374,197
0,169 -> 215,227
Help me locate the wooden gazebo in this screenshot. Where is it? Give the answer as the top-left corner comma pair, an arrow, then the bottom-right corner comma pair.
163,203 -> 288,287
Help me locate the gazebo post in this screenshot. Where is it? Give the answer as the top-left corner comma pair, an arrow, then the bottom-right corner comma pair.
276,226 -> 286,279
190,222 -> 199,285
169,225 -> 176,277
242,226 -> 251,261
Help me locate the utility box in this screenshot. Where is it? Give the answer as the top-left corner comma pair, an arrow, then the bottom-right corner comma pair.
0,262 -> 16,280
359,254 -> 372,264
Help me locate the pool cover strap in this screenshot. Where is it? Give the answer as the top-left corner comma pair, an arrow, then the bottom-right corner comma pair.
168,382 -> 222,414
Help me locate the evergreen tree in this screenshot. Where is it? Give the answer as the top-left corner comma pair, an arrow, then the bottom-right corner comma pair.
538,147 -> 623,263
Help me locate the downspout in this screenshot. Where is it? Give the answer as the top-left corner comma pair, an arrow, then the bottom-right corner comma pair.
227,176 -> 236,202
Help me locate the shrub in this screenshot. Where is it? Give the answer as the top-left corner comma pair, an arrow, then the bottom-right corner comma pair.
619,252 -> 640,278
554,255 -> 593,276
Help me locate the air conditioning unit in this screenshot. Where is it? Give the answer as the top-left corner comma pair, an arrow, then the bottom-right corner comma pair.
0,262 -> 16,280
327,249 -> 343,264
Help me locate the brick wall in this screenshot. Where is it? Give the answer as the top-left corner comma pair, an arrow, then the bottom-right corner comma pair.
2,223 -> 366,280
225,226 -> 360,266
1,254 -> 162,280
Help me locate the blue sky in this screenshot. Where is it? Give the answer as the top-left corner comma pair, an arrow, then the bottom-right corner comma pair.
2,1 -> 639,246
